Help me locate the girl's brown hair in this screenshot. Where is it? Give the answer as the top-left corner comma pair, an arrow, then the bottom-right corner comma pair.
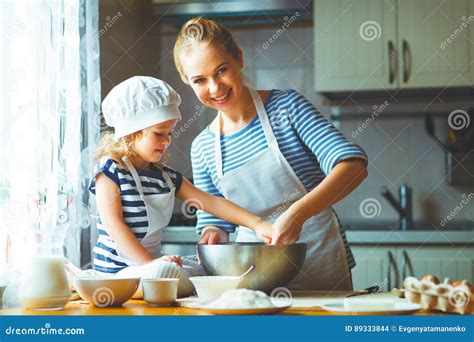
93,131 -> 143,168
173,17 -> 241,83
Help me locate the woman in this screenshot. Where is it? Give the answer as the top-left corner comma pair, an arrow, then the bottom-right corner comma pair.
173,18 -> 368,291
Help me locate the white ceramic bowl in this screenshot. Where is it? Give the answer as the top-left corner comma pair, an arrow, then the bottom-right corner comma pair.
189,276 -> 242,301
142,278 -> 179,307
73,277 -> 140,307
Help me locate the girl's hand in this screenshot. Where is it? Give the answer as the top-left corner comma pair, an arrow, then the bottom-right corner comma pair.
254,219 -> 272,244
198,226 -> 228,245
271,209 -> 304,245
159,255 -> 183,267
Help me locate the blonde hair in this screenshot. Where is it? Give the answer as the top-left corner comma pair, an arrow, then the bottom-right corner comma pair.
93,131 -> 143,168
173,17 -> 241,83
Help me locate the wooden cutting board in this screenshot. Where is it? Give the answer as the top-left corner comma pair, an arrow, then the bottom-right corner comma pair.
289,291 -> 398,310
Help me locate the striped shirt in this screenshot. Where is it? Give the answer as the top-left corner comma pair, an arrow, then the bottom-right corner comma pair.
191,89 -> 367,269
89,157 -> 183,273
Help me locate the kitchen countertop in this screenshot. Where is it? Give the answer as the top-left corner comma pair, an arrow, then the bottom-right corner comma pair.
162,227 -> 474,245
345,230 -> 473,245
0,292 -> 448,316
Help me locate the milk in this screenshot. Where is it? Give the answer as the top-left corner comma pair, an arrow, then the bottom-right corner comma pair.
18,256 -> 70,299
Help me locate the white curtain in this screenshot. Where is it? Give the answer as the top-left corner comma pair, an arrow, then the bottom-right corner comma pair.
0,0 -> 100,282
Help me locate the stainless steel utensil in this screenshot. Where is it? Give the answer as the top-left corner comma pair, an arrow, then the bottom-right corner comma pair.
239,265 -> 255,279
197,243 -> 307,293
345,285 -> 381,298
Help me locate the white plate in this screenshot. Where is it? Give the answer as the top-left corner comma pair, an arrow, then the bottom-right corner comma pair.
176,297 -> 290,315
194,305 -> 291,315
321,301 -> 422,315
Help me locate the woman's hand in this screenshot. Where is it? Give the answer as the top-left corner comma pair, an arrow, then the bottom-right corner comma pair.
198,226 -> 229,245
197,226 -> 229,265
158,255 -> 183,267
271,209 -> 304,245
254,219 -> 272,244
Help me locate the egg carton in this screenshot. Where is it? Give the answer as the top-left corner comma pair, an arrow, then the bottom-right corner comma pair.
403,276 -> 473,315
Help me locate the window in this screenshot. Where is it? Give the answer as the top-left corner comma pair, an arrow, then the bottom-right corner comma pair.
0,0 -> 100,274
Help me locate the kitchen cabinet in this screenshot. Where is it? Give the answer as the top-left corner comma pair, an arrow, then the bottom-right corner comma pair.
401,246 -> 473,280
397,0 -> 474,88
314,0 -> 397,91
349,246 -> 392,290
351,245 -> 474,290
314,0 -> 474,92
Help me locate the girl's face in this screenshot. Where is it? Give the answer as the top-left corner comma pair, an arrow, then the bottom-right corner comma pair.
133,119 -> 177,166
179,43 -> 244,112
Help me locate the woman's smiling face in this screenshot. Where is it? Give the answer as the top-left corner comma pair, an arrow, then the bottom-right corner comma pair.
179,43 -> 244,112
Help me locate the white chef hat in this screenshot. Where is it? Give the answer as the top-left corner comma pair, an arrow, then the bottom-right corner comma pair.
102,76 -> 182,139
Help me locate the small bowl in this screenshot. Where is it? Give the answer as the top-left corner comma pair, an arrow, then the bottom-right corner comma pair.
189,276 -> 242,301
73,277 -> 140,307
142,278 -> 179,307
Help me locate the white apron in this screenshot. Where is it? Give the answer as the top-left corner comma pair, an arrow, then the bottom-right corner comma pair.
121,156 -> 175,261
214,87 -> 352,291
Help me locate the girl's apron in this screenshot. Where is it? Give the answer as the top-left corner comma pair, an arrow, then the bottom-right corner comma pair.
116,157 -> 203,297
120,156 -> 175,261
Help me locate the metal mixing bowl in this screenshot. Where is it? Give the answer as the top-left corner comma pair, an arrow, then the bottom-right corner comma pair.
197,243 -> 307,293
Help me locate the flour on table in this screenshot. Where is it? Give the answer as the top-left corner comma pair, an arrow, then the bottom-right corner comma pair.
206,289 -> 275,309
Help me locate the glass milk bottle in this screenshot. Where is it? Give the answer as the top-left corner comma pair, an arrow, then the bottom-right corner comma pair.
18,224 -> 71,310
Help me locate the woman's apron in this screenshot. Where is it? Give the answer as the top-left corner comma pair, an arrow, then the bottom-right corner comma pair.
214,87 -> 352,291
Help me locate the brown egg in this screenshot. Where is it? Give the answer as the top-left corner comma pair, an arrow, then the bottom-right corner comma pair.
421,274 -> 440,284
442,278 -> 452,285
453,280 -> 474,292
403,276 -> 419,290
436,284 -> 451,296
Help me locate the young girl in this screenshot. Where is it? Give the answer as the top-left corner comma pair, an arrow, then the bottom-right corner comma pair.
89,76 -> 272,296
173,18 -> 368,291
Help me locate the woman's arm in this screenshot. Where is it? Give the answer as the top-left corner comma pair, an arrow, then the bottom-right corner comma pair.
272,159 -> 368,244
95,174 -> 155,263
176,178 -> 272,243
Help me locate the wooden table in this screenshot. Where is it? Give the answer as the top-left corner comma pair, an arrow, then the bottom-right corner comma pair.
1,300 -> 214,316
0,300 -> 440,316
0,292 -> 447,316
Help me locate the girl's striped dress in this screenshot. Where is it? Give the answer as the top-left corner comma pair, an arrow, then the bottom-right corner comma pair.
89,158 -> 182,273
